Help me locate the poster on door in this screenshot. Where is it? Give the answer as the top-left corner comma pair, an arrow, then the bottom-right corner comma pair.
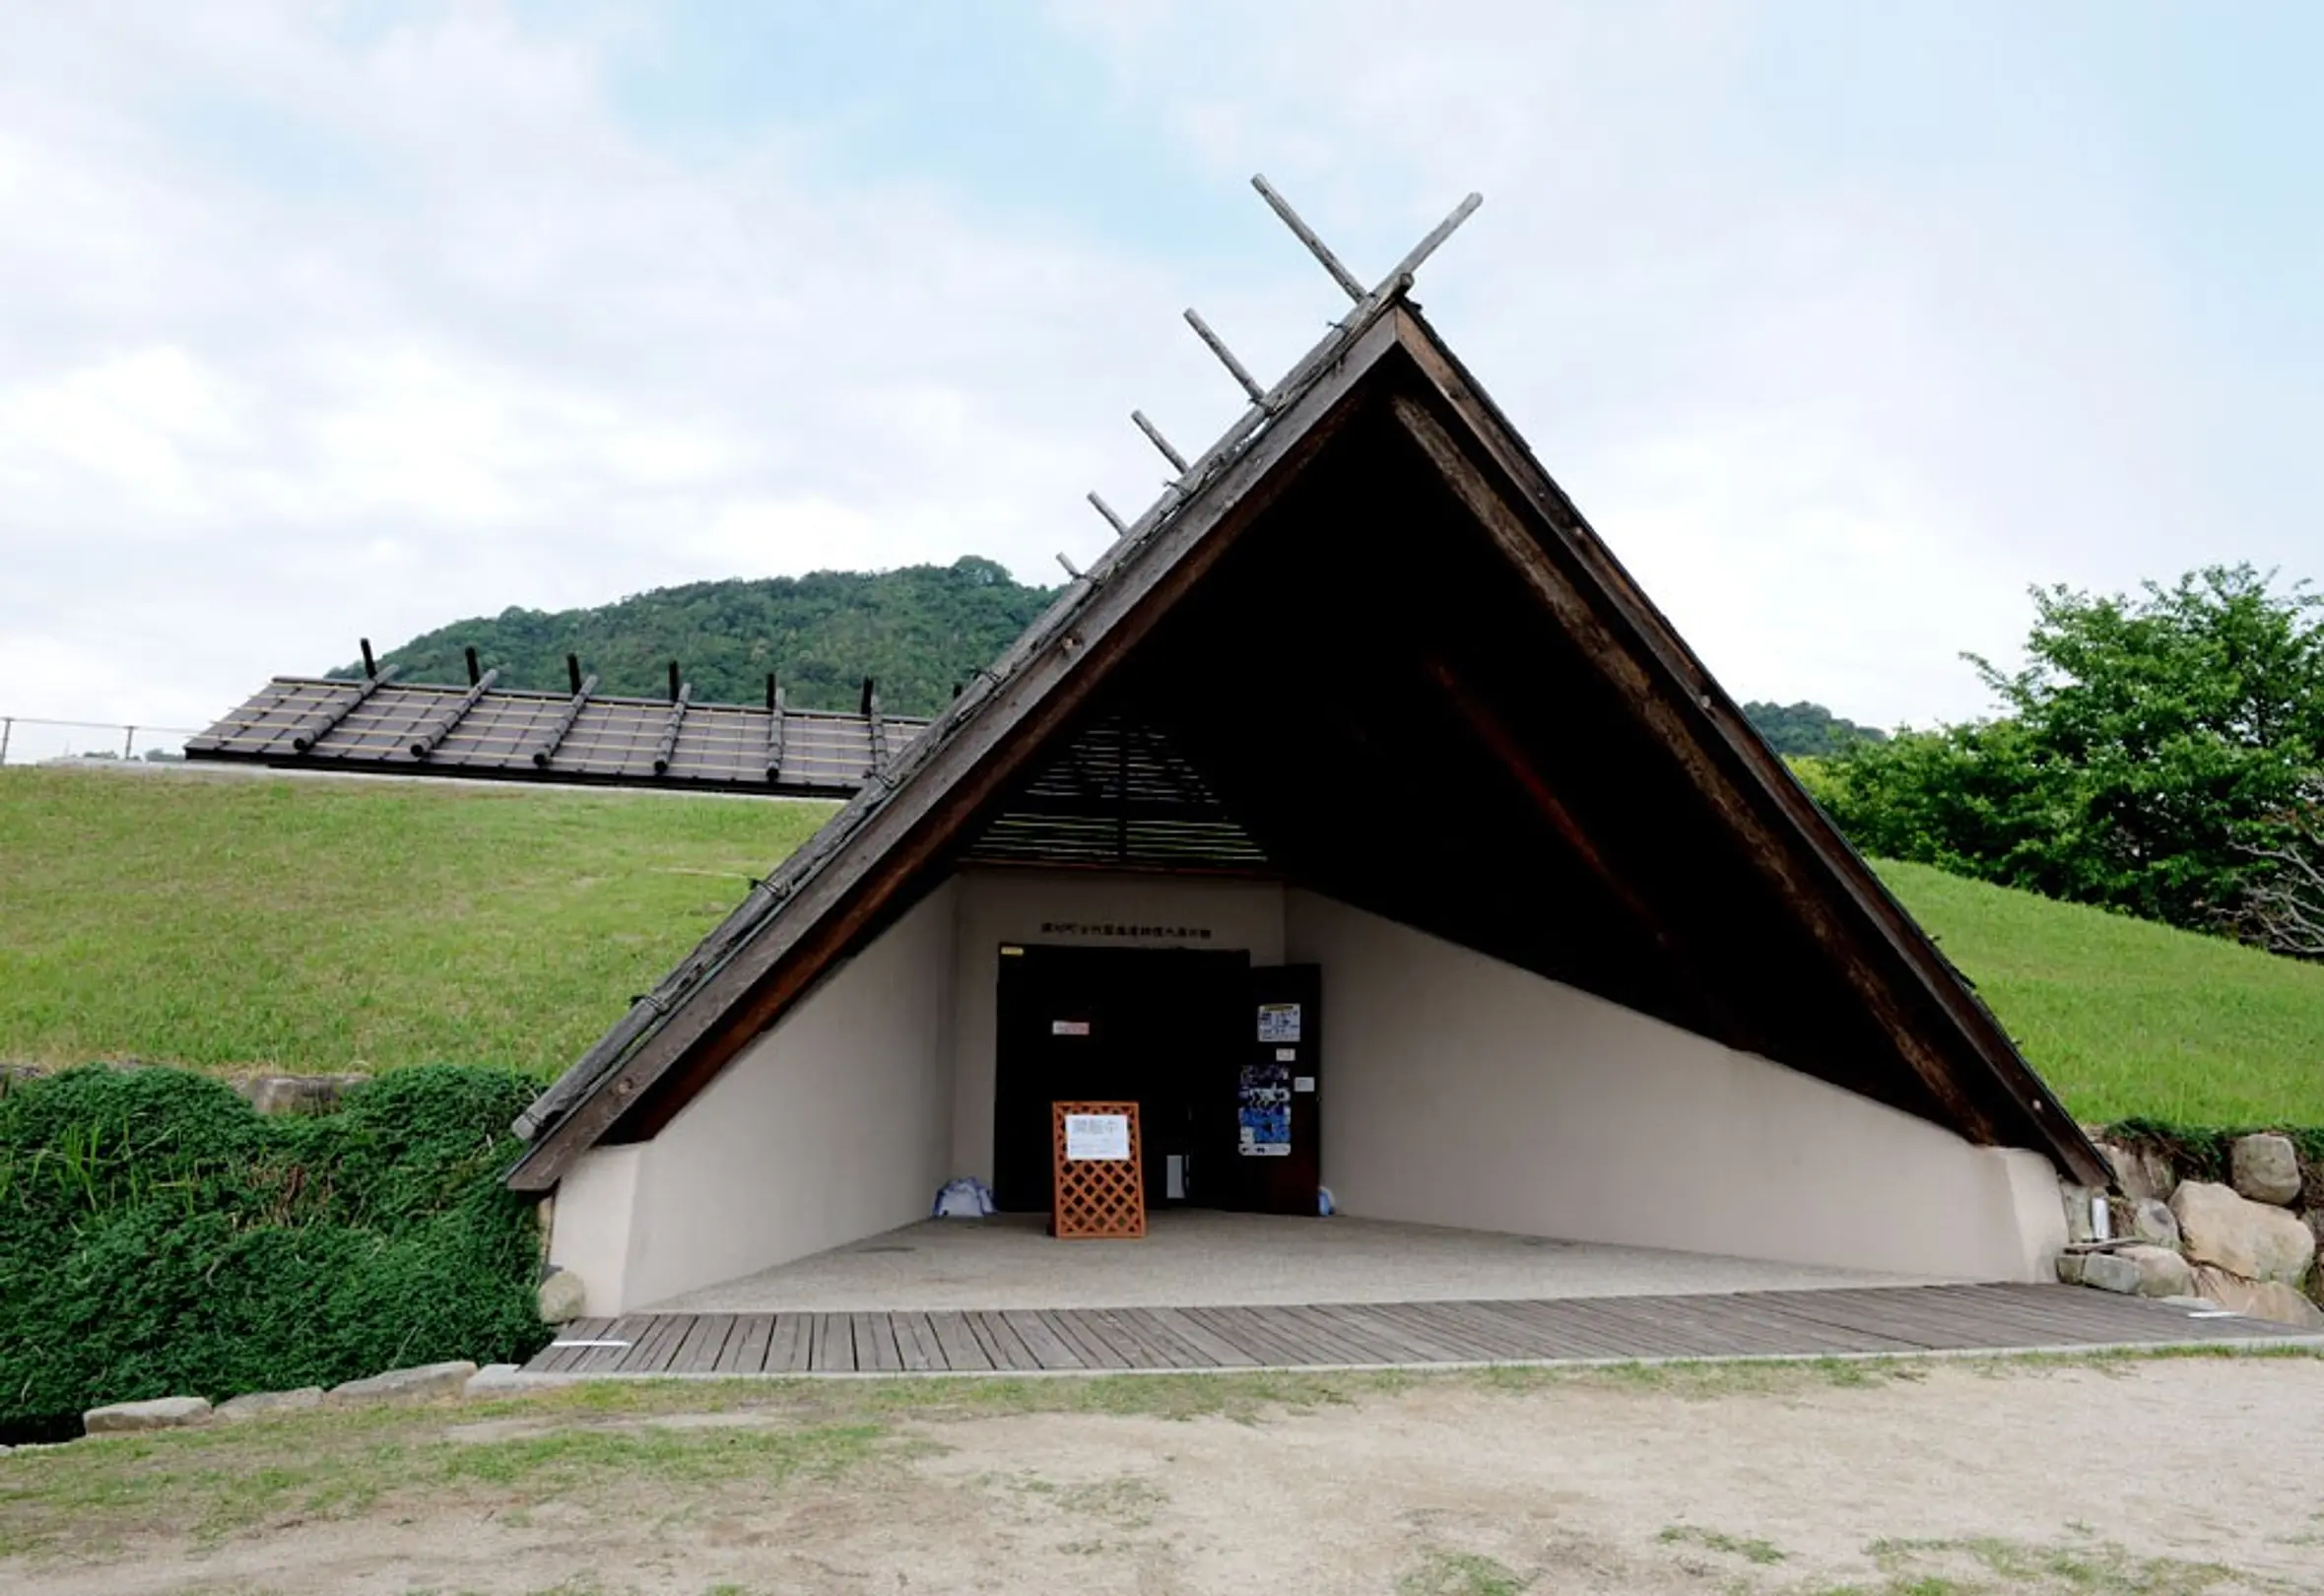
1236,1061 -> 1292,1158
1256,1002 -> 1301,1043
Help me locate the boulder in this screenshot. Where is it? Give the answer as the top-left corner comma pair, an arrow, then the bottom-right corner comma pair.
2169,1181 -> 2316,1284
2079,1251 -> 2142,1295
2229,1134 -> 2303,1207
216,1387 -> 323,1423
2117,1244 -> 2194,1298
2190,1266 -> 2324,1331
2054,1252 -> 2087,1286
2129,1198 -> 2181,1249
537,1267 -> 586,1325
84,1396 -> 212,1433
325,1361 -> 477,1407
2098,1140 -> 2177,1204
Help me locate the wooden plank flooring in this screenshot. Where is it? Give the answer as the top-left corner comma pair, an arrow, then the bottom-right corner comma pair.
525,1284 -> 2313,1377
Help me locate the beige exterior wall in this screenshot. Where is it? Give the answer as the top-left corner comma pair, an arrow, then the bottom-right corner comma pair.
1285,889 -> 2065,1282
547,868 -> 2066,1312
551,880 -> 961,1314
545,1143 -> 641,1317
945,867 -> 1287,1182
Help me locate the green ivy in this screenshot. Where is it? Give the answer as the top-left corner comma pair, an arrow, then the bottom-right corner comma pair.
0,1065 -> 549,1425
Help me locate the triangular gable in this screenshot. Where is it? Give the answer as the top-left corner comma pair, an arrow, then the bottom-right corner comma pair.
507,298 -> 2106,1191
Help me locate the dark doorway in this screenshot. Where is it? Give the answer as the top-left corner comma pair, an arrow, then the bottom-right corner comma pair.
992,944 -> 1247,1213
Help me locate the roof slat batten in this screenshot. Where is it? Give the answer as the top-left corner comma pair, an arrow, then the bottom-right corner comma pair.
533,675 -> 598,768
652,684 -> 692,777
290,666 -> 399,754
411,669 -> 499,760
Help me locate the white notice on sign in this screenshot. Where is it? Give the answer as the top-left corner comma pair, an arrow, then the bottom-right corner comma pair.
1064,1113 -> 1131,1162
1256,1002 -> 1301,1042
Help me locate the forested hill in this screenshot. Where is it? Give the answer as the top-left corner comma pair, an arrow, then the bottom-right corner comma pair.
339,558 -> 1058,718
1740,699 -> 1889,757
345,555 -> 1885,736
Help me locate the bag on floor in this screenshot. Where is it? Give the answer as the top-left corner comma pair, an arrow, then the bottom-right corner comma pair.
932,1176 -> 997,1219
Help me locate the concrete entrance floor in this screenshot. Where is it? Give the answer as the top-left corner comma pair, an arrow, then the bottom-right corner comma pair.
642,1212 -> 1942,1314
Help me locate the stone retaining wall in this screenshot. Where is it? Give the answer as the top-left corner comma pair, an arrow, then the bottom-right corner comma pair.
2059,1129 -> 2323,1329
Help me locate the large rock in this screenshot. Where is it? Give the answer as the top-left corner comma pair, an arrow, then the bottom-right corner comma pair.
2169,1181 -> 2316,1284
2129,1198 -> 2181,1249
2098,1140 -> 2178,1203
325,1361 -> 477,1407
84,1396 -> 212,1433
2079,1251 -> 2142,1295
537,1267 -> 586,1325
216,1387 -> 323,1423
2117,1244 -> 2194,1298
2190,1267 -> 2324,1331
2230,1134 -> 2303,1207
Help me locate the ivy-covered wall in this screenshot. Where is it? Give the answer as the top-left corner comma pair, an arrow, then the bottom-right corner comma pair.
0,1065 -> 549,1426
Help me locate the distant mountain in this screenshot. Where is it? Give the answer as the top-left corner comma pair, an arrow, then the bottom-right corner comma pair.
1742,699 -> 1891,758
337,558 -> 1059,718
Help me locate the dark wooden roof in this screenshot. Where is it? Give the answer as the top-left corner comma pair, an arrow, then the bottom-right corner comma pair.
505,290 -> 2107,1192
186,676 -> 928,797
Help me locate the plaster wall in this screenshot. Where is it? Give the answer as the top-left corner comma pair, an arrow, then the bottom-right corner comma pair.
1285,889 -> 2065,1282
945,867 -> 1286,1182
562,880 -> 962,1313
545,1143 -> 641,1318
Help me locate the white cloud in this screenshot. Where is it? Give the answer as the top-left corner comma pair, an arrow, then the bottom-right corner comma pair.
0,0 -> 2314,741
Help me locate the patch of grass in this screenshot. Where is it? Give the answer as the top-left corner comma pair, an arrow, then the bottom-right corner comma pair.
1658,1522 -> 1786,1564
0,768 -> 833,1077
1878,857 -> 2324,1122
1862,1534 -> 2249,1594
0,1399 -> 899,1560
1398,1548 -> 1532,1596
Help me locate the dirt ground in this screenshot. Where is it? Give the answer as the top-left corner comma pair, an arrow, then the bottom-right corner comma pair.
4,1354 -> 2322,1595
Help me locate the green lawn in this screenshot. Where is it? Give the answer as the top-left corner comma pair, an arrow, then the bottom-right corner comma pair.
3,766 -> 2320,1123
1873,858 -> 2324,1125
0,768 -> 831,1079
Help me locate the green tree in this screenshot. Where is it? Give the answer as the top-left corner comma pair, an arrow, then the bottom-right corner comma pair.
1819,565 -> 2324,932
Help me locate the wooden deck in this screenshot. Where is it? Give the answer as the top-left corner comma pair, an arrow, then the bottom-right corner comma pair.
523,1284 -> 2313,1377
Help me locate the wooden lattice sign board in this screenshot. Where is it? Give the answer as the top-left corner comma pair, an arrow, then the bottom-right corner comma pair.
1050,1100 -> 1146,1239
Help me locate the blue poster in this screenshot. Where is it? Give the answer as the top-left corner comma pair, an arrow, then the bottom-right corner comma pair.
1237,1062 -> 1292,1158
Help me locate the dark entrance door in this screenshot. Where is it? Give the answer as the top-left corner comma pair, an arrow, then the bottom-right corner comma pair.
1217,964 -> 1324,1217
992,944 -> 1247,1213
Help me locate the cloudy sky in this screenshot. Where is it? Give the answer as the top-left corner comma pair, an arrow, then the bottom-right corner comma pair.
3,2 -> 2318,753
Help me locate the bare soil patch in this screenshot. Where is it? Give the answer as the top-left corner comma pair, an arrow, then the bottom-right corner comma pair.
3,1354 -> 2320,1594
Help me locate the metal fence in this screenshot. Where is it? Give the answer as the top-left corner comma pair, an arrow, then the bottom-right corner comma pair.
0,715 -> 203,767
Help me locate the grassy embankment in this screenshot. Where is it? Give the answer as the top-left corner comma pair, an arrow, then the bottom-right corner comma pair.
4,767 -> 2322,1122
0,767 -> 830,1080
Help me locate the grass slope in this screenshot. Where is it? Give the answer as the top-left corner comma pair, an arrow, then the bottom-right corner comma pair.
0,768 -> 830,1079
1874,858 -> 2324,1124
3,767 -> 2320,1121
